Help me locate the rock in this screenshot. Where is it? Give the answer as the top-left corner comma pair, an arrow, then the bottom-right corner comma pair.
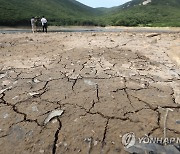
2,80 -> 11,86
28,92 -> 39,96
0,73 -> 7,79
31,106 -> 39,112
84,79 -> 96,86
33,78 -> 41,83
29,38 -> 33,41
146,33 -> 160,37
176,120 -> 180,124
0,86 -> 12,94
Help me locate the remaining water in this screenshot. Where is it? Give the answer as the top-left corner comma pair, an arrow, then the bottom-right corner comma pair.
0,27 -> 179,34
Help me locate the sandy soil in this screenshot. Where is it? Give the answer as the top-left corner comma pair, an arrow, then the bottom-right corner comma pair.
0,30 -> 180,154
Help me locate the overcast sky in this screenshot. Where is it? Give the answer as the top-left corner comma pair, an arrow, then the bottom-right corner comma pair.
76,0 -> 131,8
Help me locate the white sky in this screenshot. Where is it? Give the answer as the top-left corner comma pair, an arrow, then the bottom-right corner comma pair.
76,0 -> 132,8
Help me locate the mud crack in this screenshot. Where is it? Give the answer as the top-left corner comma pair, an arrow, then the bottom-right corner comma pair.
52,118 -> 62,154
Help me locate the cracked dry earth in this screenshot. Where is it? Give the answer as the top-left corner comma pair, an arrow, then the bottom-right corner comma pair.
0,31 -> 180,154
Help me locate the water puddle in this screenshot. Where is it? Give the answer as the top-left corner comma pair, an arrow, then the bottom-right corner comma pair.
0,27 -> 179,34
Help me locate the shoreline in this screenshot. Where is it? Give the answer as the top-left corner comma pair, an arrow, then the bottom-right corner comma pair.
0,26 -> 180,34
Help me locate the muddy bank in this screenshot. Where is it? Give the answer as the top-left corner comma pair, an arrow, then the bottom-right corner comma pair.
0,31 -> 180,153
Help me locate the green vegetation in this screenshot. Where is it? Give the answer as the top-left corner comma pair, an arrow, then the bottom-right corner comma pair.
103,0 -> 180,27
0,0 -> 180,27
0,0 -> 103,26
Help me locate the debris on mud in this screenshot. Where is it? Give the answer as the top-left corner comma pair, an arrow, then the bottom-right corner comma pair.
44,110 -> 64,125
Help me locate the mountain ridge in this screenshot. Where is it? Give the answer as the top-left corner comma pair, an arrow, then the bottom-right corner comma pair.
102,0 -> 180,27
0,0 -> 180,27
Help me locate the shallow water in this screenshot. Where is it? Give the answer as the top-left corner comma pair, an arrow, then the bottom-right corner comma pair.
0,27 -> 179,34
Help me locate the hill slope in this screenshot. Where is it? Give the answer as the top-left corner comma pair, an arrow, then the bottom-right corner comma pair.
0,0 -> 180,27
102,0 -> 180,27
0,0 -> 102,26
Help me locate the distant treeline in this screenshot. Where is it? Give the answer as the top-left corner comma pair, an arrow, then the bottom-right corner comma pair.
1,14 -> 179,28
0,18 -> 106,27
1,13 -> 180,27
48,18 -> 106,27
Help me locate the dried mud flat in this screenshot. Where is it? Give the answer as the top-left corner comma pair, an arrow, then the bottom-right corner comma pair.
0,31 -> 180,154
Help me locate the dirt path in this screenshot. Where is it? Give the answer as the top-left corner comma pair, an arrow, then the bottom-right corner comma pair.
0,31 -> 180,154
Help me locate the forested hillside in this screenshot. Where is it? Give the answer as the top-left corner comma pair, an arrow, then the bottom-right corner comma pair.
102,0 -> 180,27
0,0 -> 102,26
0,0 -> 180,27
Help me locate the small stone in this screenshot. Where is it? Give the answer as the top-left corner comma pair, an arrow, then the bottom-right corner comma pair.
29,92 -> 39,96
3,113 -> 9,119
51,119 -> 58,123
32,106 -> 39,112
13,81 -> 18,85
0,73 -> 7,79
74,118 -> 78,122
94,140 -> 98,146
12,96 -> 18,100
146,33 -> 160,37
78,149 -> 81,152
33,78 -> 40,83
84,79 -> 96,86
176,120 -> 180,124
2,80 -> 11,86
39,150 -> 44,153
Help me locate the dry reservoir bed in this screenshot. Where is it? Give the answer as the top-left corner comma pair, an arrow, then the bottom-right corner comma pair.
0,31 -> 180,154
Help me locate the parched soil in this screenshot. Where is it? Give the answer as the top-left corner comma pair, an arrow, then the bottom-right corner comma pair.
0,31 -> 180,154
